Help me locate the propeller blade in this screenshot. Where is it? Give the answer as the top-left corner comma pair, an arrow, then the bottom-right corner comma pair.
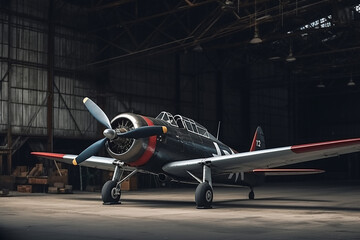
117,126 -> 167,139
83,97 -> 111,129
72,138 -> 107,165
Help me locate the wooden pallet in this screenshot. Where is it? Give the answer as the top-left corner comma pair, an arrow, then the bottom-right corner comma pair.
17,185 -> 32,193
48,184 -> 73,194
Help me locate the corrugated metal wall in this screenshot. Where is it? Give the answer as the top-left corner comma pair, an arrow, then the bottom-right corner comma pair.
0,0 -> 99,140
0,0 -> 291,152
106,54 -> 219,133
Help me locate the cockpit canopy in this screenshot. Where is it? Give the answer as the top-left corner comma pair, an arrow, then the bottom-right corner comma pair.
156,111 -> 211,138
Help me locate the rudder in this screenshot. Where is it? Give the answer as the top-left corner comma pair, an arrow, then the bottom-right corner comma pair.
249,126 -> 266,151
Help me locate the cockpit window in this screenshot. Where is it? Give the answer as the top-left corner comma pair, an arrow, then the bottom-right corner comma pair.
157,112 -> 211,138
184,120 -> 193,131
156,111 -> 178,127
175,116 -> 185,128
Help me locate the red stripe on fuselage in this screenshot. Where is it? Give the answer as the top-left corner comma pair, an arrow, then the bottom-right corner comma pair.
128,116 -> 157,167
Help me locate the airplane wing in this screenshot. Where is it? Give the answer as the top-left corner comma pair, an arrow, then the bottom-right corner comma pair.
162,138 -> 360,176
31,152 -> 134,172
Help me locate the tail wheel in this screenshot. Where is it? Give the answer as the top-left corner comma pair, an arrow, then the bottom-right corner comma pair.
195,182 -> 213,209
101,180 -> 121,203
249,190 -> 255,200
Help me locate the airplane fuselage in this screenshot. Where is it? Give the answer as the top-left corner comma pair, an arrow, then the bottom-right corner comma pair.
33,97 -> 346,208
105,113 -> 264,187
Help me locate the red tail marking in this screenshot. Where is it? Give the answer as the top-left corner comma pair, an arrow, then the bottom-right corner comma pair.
249,130 -> 258,152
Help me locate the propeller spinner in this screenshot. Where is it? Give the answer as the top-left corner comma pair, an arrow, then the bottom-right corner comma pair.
72,97 -> 167,165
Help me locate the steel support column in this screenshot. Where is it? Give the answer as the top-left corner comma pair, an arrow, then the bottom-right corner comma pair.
216,70 -> 223,126
47,0 -> 54,152
240,68 -> 250,148
175,54 -> 181,114
6,8 -> 12,174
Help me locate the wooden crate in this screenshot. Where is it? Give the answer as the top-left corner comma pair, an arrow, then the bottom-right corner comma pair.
48,187 -> 59,194
121,175 -> 138,191
28,164 -> 44,177
48,175 -> 68,185
12,166 -> 28,177
0,176 -> 16,190
28,177 -> 48,185
47,185 -> 73,194
54,182 -> 65,188
17,185 -> 32,193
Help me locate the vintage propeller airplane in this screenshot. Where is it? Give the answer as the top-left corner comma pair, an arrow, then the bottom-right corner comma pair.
32,97 -> 360,208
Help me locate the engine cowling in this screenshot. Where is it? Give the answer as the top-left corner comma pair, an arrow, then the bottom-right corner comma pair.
105,113 -> 156,167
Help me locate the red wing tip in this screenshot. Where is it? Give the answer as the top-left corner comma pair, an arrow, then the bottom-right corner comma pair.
31,152 -> 65,159
291,138 -> 360,153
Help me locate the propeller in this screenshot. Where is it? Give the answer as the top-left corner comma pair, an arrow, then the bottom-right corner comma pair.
72,97 -> 167,165
83,97 -> 111,129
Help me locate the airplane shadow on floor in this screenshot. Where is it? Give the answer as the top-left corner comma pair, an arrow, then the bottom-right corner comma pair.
213,198 -> 360,212
63,191 -> 360,212
114,197 -> 360,212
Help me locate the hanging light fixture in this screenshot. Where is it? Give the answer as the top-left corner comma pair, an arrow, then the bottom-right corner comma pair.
286,42 -> 296,62
286,48 -> 296,62
250,26 -> 262,44
317,81 -> 325,88
222,0 -> 235,11
193,44 -> 203,53
250,0 -> 262,44
347,74 -> 355,86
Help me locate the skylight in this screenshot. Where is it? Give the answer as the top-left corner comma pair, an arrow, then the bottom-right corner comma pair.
300,15 -> 332,30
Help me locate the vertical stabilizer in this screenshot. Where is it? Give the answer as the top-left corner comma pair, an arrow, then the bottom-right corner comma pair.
249,126 -> 266,151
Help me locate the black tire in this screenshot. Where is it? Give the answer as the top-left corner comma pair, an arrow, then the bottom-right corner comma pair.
101,180 -> 120,203
249,190 -> 255,200
195,182 -> 213,208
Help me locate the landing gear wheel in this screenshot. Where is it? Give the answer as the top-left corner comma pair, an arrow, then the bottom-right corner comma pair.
101,180 -> 121,204
195,182 -> 213,209
248,190 -> 255,200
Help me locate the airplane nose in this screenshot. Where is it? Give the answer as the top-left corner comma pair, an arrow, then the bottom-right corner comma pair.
103,129 -> 117,140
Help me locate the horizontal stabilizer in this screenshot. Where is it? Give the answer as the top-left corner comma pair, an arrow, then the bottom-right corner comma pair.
253,168 -> 325,176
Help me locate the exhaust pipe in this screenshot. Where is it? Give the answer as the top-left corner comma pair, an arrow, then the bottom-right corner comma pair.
158,173 -> 172,183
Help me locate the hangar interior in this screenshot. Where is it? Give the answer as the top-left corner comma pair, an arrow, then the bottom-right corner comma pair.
1,0 -> 360,191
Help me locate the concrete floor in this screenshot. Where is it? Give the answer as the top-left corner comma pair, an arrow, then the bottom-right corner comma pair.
1,182 -> 360,240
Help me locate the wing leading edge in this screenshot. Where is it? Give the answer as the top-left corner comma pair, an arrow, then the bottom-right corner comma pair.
163,138 -> 360,176
31,152 -> 117,171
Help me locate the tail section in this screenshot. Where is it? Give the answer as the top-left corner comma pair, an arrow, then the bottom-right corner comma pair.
250,126 -> 266,151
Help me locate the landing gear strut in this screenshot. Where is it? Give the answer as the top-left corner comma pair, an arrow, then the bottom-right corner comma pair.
194,164 -> 213,209
101,164 -> 137,205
